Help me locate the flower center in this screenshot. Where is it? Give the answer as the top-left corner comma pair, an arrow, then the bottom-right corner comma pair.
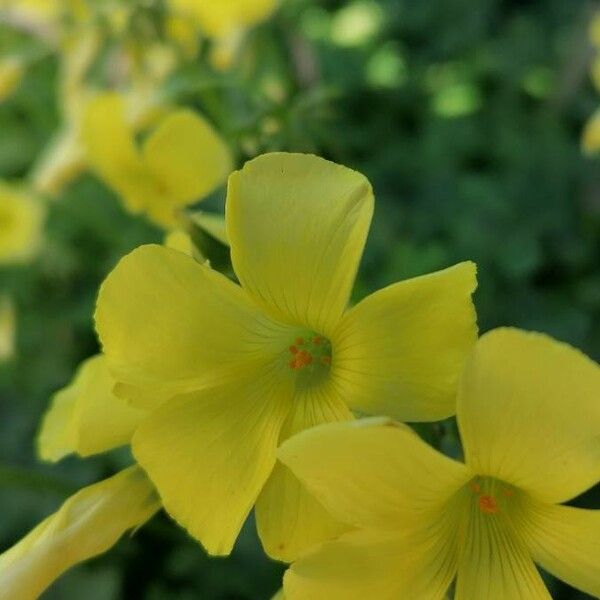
286,332 -> 332,386
469,477 -> 515,516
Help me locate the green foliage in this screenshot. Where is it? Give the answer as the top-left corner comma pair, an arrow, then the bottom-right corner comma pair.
0,0 -> 598,598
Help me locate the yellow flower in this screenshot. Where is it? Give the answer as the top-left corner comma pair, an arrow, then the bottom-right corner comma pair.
169,0 -> 278,39
590,12 -> 600,48
82,93 -> 232,228
95,152 -> 478,561
168,0 -> 279,69
583,108 -> 600,154
0,182 -> 45,264
0,466 -> 159,600
37,354 -> 146,463
0,295 -> 16,362
30,26 -> 102,196
0,56 -> 24,102
278,328 -> 600,599
32,21 -> 176,196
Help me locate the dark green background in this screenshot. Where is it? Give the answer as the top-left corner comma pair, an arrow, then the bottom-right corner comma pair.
0,0 -> 598,598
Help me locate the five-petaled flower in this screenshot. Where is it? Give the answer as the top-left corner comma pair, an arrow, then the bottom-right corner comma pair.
95,152 -> 478,561
278,328 -> 600,599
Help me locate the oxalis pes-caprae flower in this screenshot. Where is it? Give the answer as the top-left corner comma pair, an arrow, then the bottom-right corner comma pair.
277,328 -> 600,599
95,152 -> 478,562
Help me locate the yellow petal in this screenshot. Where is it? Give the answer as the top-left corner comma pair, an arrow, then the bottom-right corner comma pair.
0,56 -> 24,102
171,0 -> 278,38
523,502 -> 600,598
0,295 -> 16,362
38,355 -> 146,462
454,490 -> 550,600
333,262 -> 477,421
36,379 -> 79,463
271,589 -> 285,600
582,109 -> 600,154
0,466 -> 159,600
457,327 -> 600,503
163,228 -> 198,258
227,153 -> 373,336
142,110 -> 232,208
95,244 -> 291,409
132,370 -> 292,556
284,527 -> 455,600
0,183 -> 45,264
31,126 -> 86,197
278,418 -> 470,531
256,382 -> 352,562
82,92 -> 158,214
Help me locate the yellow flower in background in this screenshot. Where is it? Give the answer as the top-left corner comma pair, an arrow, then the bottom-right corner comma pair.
0,182 -> 44,264
0,295 -> 16,362
82,93 -> 232,228
584,12 -> 600,153
0,466 -> 159,600
0,56 -> 24,102
583,108 -> 600,154
170,0 -> 278,38
278,328 -> 600,599
31,25 -> 101,196
0,0 -> 61,41
31,7 -> 178,196
169,0 -> 279,68
95,152 -> 477,561
38,354 -> 146,463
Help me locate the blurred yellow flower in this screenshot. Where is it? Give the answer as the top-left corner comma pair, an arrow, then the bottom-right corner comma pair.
95,152 -> 477,561
38,354 -> 146,463
590,12 -> 600,48
32,9 -> 177,196
0,466 -> 159,600
82,93 -> 232,228
0,0 -> 60,41
0,295 -> 16,362
0,182 -> 44,264
170,0 -> 278,38
169,0 -> 279,68
584,12 -> 600,153
278,328 -> 600,599
0,56 -> 24,102
583,108 -> 600,154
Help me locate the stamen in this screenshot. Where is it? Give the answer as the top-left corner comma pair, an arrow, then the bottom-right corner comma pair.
470,482 -> 481,493
478,495 -> 499,514
287,331 -> 332,374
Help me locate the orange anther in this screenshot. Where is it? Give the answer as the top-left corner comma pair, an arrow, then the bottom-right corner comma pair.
478,495 -> 499,514
502,489 -> 513,498
296,337 -> 305,345
312,336 -> 322,345
321,356 -> 331,365
470,482 -> 481,493
289,345 -> 298,354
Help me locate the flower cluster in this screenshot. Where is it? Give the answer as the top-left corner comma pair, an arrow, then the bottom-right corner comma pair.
1,150 -> 598,600
0,3 -> 598,600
